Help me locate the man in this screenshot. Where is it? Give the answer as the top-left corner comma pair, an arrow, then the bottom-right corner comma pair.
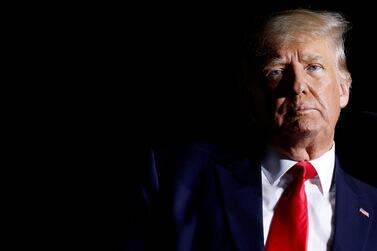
132,9 -> 377,251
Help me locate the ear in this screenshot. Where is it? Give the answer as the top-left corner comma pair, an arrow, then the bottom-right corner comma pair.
339,81 -> 350,108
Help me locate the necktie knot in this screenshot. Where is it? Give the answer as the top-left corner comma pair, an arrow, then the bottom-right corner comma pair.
291,160 -> 317,181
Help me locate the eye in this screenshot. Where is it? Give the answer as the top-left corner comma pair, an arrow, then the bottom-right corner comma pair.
266,69 -> 284,78
306,64 -> 323,72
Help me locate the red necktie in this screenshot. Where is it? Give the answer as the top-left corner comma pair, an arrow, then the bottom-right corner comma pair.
265,160 -> 317,251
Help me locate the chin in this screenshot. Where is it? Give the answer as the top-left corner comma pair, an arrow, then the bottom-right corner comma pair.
281,118 -> 320,137
292,128 -> 316,138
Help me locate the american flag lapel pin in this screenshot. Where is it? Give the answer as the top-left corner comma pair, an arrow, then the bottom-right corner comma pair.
359,207 -> 370,218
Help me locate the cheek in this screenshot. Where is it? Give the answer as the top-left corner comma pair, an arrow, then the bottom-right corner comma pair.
271,99 -> 287,122
319,84 -> 342,119
273,98 -> 286,110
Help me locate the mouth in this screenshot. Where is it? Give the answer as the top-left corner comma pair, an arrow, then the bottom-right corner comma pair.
296,106 -> 317,112
288,105 -> 318,115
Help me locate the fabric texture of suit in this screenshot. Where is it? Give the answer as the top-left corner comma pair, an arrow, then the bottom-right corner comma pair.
134,143 -> 377,251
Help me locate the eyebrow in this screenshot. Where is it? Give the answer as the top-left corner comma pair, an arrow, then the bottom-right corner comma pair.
263,58 -> 285,68
301,54 -> 323,62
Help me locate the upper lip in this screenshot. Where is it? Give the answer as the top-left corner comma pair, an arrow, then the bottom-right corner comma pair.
292,104 -> 318,112
294,105 -> 316,111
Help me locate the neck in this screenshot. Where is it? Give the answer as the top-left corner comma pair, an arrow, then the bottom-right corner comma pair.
270,133 -> 334,161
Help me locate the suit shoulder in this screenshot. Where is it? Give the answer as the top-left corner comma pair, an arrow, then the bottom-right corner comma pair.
148,143 -> 220,174
151,142 -> 218,161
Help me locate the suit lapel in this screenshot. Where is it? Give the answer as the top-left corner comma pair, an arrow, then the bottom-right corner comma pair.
332,159 -> 372,251
215,157 -> 264,251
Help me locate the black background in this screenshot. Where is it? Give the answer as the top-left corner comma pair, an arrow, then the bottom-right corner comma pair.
14,1 -> 376,250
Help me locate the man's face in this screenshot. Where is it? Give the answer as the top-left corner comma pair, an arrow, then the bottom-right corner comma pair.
255,38 -> 349,140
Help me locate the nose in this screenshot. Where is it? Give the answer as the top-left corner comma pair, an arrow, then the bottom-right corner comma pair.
289,65 -> 307,95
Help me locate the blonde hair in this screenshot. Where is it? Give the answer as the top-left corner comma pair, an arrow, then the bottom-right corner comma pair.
255,9 -> 352,88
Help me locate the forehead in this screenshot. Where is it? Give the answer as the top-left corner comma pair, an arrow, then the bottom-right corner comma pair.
267,38 -> 335,63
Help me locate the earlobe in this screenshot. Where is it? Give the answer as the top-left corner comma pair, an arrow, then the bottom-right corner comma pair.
339,82 -> 350,108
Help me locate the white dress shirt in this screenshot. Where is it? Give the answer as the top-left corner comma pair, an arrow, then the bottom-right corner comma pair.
262,144 -> 336,251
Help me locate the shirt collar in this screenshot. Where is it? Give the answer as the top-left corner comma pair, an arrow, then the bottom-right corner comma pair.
262,143 -> 335,194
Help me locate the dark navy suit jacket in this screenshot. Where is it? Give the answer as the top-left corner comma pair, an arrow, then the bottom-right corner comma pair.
134,143 -> 377,251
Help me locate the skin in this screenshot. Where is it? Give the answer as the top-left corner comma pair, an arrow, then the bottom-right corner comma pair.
255,38 -> 350,161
